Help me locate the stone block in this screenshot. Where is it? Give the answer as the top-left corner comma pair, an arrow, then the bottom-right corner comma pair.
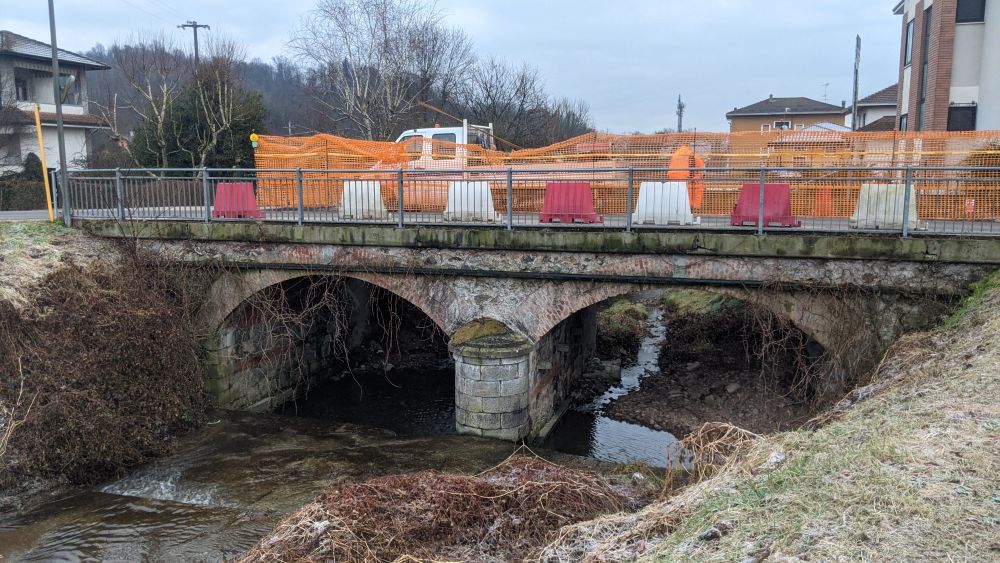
501,408 -> 529,429
456,363 -> 482,381
479,364 -> 521,382
516,360 -> 531,379
460,379 -> 502,398
481,426 -> 526,441
455,423 -> 483,437
500,377 -> 529,396
455,392 -> 483,412
460,355 -> 504,366
482,394 -> 528,414
458,410 -> 502,430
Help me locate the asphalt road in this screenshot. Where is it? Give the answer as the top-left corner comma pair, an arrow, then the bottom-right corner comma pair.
0,210 -> 51,221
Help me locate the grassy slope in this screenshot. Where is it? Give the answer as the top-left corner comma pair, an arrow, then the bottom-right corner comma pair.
0,221 -> 108,306
545,275 -> 1000,561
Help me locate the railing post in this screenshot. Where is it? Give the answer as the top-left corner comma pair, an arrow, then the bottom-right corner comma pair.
50,170 -> 58,221
757,167 -> 766,236
506,168 -> 513,230
295,168 -> 304,226
202,167 -> 211,223
60,169 -> 70,226
626,167 -> 634,233
902,166 -> 913,238
397,169 -> 405,228
115,167 -> 124,220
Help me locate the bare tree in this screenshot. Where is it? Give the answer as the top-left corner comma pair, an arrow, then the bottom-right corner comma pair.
462,57 -> 549,148
92,34 -> 189,167
291,0 -> 472,140
178,37 -> 259,168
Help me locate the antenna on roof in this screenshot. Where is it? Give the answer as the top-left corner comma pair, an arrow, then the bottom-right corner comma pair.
676,95 -> 685,132
822,82 -> 830,103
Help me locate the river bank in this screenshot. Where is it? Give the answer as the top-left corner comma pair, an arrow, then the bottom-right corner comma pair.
0,222 -> 208,511
541,272 -> 1000,561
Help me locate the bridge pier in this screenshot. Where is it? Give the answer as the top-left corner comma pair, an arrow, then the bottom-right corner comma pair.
450,308 -> 597,441
451,321 -> 534,440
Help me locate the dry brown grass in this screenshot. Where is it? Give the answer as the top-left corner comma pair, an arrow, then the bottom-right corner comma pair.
540,272 -> 1000,562
239,453 -> 639,563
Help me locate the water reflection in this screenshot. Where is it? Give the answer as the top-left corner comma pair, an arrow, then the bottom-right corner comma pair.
543,308 -> 684,468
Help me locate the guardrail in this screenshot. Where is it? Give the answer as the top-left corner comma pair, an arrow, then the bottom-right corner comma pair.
58,166 -> 1000,236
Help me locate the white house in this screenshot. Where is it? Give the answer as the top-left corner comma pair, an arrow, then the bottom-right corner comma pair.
0,30 -> 108,174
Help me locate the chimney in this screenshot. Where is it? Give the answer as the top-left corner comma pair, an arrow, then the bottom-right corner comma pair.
769,94 -> 774,100
842,100 -> 846,108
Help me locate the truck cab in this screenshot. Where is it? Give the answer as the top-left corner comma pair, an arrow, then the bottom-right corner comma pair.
394,120 -> 496,168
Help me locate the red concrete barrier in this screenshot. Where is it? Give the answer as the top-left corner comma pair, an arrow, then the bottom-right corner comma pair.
731,183 -> 800,227
213,182 -> 264,219
539,182 -> 604,224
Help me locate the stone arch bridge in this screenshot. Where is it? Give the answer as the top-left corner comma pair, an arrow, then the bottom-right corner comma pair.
81,220 -> 1000,441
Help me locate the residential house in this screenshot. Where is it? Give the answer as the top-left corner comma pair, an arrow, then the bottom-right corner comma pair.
856,84 -> 899,131
725,95 -> 850,133
0,30 -> 108,174
893,0 -> 999,130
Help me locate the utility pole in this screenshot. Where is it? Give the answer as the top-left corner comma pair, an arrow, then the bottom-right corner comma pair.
676,94 -> 686,133
48,0 -> 69,226
852,35 -> 861,131
178,20 -> 210,65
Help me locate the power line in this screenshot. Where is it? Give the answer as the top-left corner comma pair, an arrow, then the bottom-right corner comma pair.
178,20 -> 210,65
117,0 -> 168,23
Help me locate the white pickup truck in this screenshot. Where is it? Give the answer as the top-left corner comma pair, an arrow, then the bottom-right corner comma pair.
393,120 -> 496,169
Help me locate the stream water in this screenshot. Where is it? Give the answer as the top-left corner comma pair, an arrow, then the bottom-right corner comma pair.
0,306 -> 678,560
542,308 -> 684,468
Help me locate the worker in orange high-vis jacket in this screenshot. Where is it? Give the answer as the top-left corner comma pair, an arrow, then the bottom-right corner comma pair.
668,145 -> 706,210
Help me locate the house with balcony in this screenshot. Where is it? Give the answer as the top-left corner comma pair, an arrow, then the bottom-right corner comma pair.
893,0 -> 999,130
0,30 -> 108,174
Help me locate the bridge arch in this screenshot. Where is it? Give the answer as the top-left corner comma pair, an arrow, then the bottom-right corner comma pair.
198,268 -> 450,335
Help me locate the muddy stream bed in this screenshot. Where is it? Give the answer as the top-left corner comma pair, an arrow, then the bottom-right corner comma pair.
0,302 -> 798,560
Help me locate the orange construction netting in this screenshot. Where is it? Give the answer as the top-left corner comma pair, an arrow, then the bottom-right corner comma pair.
252,130 -> 1000,220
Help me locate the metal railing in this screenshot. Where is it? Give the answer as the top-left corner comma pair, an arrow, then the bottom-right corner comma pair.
59,166 -> 1000,237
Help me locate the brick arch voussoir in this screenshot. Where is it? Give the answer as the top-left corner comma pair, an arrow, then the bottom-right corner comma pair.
198,269 -> 451,334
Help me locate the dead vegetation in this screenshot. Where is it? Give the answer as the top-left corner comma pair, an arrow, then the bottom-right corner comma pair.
239,453 -> 642,563
0,244 -> 209,498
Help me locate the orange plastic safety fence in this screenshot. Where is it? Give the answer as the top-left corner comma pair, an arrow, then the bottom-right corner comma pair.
254,130 -> 1000,219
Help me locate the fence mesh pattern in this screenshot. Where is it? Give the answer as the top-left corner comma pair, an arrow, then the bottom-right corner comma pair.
251,131 -> 1000,219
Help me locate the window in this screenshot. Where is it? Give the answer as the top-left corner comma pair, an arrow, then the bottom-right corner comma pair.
14,69 -> 31,101
431,132 -> 456,160
773,120 -> 791,130
917,6 -> 932,130
947,106 -> 977,131
956,0 -> 986,23
399,135 -> 423,160
0,134 -> 22,166
795,124 -> 806,130
899,113 -> 909,131
903,19 -> 915,66
760,124 -> 771,132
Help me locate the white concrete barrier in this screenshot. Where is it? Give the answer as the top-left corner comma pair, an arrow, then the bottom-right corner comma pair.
850,183 -> 919,230
340,181 -> 389,219
443,181 -> 500,222
631,181 -> 700,226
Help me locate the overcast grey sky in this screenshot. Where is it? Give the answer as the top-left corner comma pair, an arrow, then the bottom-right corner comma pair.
1,0 -> 903,133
